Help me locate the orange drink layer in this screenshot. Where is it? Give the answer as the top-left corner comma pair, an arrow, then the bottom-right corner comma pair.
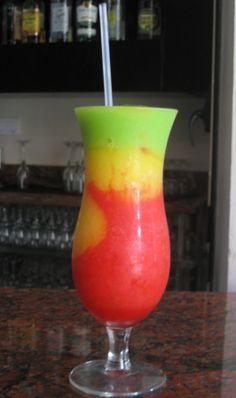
72,106 -> 177,326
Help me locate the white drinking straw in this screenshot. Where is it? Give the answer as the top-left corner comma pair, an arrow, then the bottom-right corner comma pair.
99,2 -> 113,106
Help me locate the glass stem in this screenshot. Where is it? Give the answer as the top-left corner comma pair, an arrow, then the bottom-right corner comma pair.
21,143 -> 26,164
105,326 -> 132,373
67,142 -> 72,166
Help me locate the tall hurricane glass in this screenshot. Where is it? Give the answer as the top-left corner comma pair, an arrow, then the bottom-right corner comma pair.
69,106 -> 178,396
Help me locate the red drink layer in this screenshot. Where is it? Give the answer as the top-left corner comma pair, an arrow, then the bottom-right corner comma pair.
73,183 -> 170,326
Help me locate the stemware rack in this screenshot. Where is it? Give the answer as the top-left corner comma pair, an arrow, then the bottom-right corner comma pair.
0,173 -> 209,290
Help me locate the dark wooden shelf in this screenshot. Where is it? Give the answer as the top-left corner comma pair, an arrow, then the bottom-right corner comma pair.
0,245 -> 70,258
0,190 -> 81,207
0,0 -> 213,93
162,0 -> 213,94
166,196 -> 206,214
0,40 -> 162,92
0,189 -> 206,213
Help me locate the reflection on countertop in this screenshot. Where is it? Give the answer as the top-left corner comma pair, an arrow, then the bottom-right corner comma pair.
0,289 -> 235,397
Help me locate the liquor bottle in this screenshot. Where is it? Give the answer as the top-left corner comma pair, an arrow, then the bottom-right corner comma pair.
2,0 -> 15,44
49,0 -> 72,43
13,0 -> 22,43
137,0 -> 161,40
107,0 -> 124,41
1,0 -> 22,44
39,0 -> 45,43
22,0 -> 43,43
75,0 -> 98,41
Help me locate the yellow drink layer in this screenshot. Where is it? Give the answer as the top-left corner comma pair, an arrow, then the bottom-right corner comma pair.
75,191 -> 106,256
86,147 -> 163,201
75,106 -> 178,200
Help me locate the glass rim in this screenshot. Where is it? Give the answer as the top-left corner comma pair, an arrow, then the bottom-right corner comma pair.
74,105 -> 178,113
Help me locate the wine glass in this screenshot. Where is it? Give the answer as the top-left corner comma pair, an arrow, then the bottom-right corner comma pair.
62,141 -> 74,193
69,106 -> 178,396
0,206 -> 9,244
14,208 -> 25,247
45,212 -> 57,249
16,140 -> 30,191
72,141 -> 85,194
31,214 -> 41,248
0,146 -> 5,188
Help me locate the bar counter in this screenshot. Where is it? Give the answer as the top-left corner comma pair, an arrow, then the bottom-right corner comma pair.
1,289 -> 235,397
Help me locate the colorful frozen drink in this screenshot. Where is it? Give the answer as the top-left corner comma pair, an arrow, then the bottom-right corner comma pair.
72,106 -> 177,326
70,106 -> 177,397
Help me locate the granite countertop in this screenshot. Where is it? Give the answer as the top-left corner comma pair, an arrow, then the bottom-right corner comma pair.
0,289 -> 235,397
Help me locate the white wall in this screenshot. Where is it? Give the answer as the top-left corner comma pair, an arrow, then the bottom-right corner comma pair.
0,92 -> 209,171
223,0 -> 236,291
213,0 -> 236,292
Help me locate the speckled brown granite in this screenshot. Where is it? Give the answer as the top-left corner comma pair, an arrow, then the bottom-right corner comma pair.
0,289 -> 235,397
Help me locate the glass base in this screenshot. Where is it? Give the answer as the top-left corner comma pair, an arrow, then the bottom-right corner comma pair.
69,359 -> 166,397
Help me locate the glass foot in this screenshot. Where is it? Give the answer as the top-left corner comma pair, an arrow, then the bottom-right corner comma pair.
69,359 -> 166,397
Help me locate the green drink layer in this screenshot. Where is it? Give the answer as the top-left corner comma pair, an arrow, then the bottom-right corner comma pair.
75,106 -> 178,155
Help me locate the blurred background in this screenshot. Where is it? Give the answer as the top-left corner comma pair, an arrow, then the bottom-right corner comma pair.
0,0 -> 232,293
